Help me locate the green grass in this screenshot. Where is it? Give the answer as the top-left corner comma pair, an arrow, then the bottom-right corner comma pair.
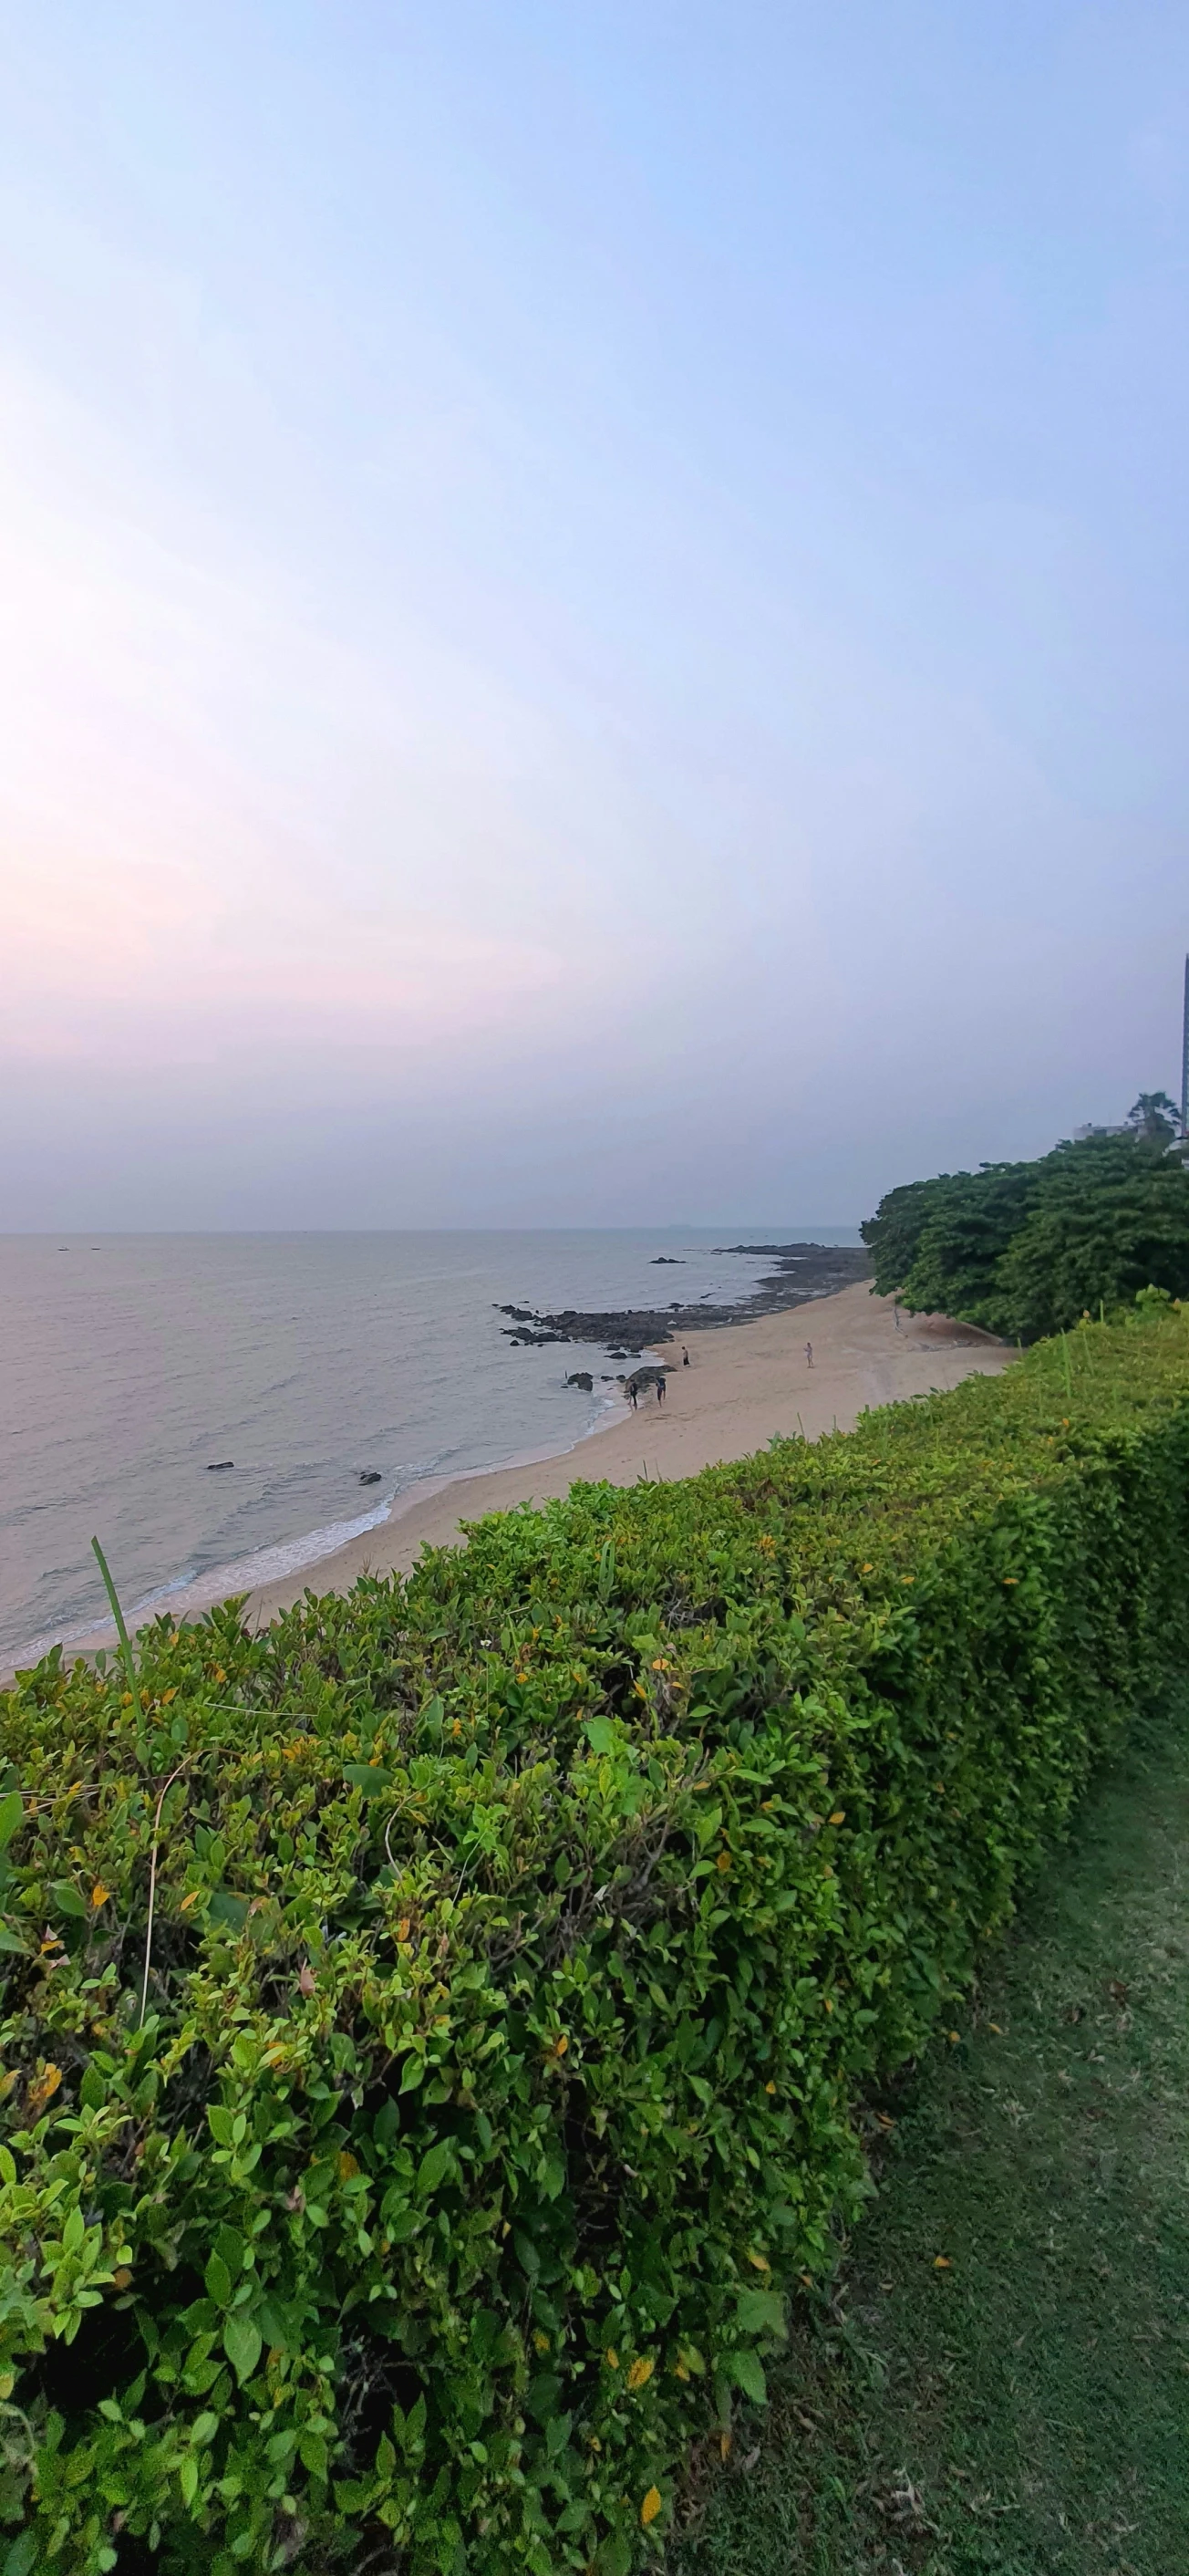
673,1698 -> 1189,2576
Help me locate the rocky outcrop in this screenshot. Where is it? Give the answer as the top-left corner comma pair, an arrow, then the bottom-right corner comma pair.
497,1242 -> 870,1359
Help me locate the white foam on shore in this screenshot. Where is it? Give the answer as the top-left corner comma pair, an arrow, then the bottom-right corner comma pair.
13,1496 -> 397,1667
11,1378 -> 633,1669
138,1494 -> 397,1615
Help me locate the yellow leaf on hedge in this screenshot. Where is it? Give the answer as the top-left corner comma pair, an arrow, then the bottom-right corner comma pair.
90,1884 -> 110,1909
533,2332 -> 550,2354
934,2255 -> 951,2269
627,2355 -> 654,2389
179,1889 -> 201,1913
337,2151 -> 359,2180
747,2250 -> 770,2272
828,1810 -> 845,1825
719,2432 -> 731,2461
641,2488 -> 663,2527
605,2348 -> 619,2370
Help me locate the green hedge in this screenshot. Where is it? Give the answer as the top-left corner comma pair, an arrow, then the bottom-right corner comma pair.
4,1297 -> 1189,2576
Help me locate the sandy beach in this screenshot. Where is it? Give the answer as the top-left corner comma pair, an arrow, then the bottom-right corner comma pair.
223,1283 -> 1011,1635
11,1284 -> 1011,1675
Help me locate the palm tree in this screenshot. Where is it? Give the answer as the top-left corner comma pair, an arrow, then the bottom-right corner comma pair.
1125,1091 -> 1181,1141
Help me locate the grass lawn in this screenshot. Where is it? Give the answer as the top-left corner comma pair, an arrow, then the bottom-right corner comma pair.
671,1699 -> 1189,2576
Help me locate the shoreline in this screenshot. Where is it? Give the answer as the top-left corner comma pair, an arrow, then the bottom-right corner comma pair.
497,1238 -> 871,1349
9,1285 -> 1012,1674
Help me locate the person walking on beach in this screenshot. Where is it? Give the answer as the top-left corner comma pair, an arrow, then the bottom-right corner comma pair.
627,1382 -> 638,1410
657,1373 -> 666,1404
682,1345 -> 690,1366
805,1341 -> 813,1369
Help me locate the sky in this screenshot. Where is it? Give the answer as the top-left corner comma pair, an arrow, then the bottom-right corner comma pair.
1,2 -> 1187,1230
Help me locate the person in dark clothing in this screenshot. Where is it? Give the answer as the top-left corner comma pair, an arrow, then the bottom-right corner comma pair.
657,1374 -> 666,1403
805,1341 -> 813,1368
682,1346 -> 690,1366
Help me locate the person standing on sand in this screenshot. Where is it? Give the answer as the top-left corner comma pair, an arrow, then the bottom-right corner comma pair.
628,1382 -> 638,1410
657,1375 -> 666,1404
805,1341 -> 813,1368
682,1346 -> 690,1366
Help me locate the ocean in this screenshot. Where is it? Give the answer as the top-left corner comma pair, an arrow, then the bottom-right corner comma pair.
0,1228 -> 858,1670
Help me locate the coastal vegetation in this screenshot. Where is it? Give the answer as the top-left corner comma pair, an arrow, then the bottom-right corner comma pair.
862,1110 -> 1189,1341
3,1297 -> 1189,2571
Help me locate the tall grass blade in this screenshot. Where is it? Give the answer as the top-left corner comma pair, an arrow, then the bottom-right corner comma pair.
91,1535 -> 144,1750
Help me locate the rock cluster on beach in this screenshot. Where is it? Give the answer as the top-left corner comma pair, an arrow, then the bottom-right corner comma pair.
499,1241 -> 871,1358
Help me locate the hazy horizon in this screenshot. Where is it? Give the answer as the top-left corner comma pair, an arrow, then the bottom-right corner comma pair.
0,1220 -> 866,1241
3,5 -> 1187,1230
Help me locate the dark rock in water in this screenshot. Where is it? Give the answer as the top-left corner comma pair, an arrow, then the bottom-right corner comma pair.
359,1470 -> 382,1485
650,1255 -> 684,1263
565,1370 -> 594,1392
207,1460 -> 234,1471
501,1325 -> 571,1345
625,1366 -> 669,1397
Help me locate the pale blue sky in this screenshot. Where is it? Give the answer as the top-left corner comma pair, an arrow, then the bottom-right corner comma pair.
2,4 -> 1187,1225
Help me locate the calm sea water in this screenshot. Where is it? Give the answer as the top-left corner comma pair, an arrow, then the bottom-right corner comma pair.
0,1229 -> 857,1668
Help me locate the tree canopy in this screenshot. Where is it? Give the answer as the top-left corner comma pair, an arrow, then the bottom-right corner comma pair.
862,1129 -> 1189,1340
1125,1090 -> 1182,1142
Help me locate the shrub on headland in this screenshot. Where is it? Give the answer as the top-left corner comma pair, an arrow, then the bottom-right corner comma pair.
862,1127 -> 1189,1338
4,1298 -> 1189,2575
